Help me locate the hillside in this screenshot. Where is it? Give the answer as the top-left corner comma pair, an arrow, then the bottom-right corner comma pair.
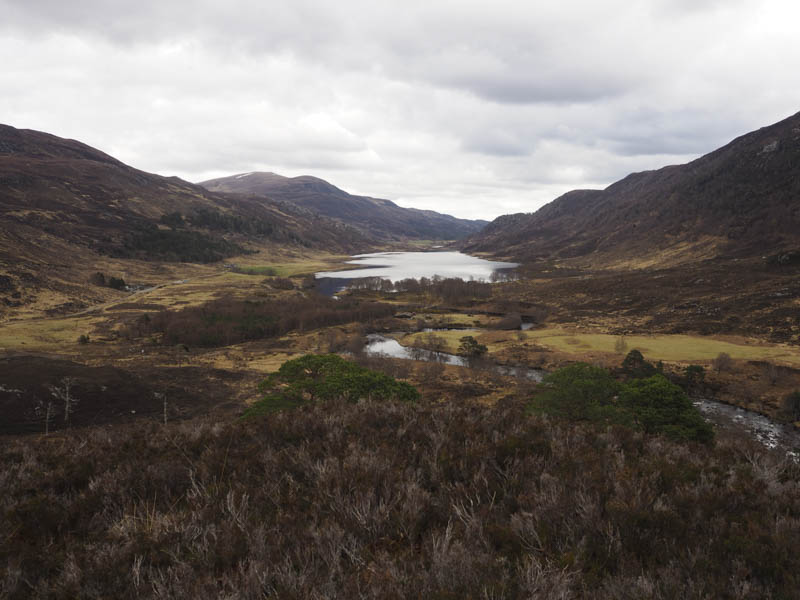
0,125 -> 369,315
200,172 -> 488,240
463,111 -> 800,267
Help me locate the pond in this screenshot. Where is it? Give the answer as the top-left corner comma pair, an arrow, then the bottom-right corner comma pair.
315,251 -> 518,295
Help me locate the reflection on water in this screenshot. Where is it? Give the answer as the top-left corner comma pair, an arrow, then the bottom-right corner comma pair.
364,334 -> 544,381
365,334 -> 467,366
315,251 -> 518,295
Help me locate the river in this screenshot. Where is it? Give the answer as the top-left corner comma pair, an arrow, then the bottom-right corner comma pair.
364,334 -> 800,459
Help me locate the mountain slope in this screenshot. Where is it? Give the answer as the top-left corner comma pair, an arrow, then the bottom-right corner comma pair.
463,111 -> 800,267
0,125 -> 370,314
200,172 -> 488,240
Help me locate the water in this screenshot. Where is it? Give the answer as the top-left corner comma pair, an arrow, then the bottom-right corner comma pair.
695,399 -> 800,459
366,334 -> 799,458
364,334 -> 544,381
365,334 -> 468,366
315,251 -> 518,295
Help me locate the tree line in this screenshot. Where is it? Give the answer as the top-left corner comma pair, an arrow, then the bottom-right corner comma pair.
349,275 -> 495,303
126,295 -> 395,347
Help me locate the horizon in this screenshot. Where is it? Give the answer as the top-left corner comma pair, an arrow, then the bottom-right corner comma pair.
2,0 -> 798,220
6,108 -> 796,225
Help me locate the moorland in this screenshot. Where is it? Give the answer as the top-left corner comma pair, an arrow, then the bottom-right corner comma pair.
2,113 -> 800,598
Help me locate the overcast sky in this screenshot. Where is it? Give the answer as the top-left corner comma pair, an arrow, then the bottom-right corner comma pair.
2,0 -> 799,220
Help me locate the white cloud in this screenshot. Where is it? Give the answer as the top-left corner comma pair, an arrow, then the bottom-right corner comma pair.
1,0 -> 798,220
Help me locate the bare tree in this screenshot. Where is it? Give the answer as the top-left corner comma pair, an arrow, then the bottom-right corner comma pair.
155,392 -> 167,425
762,362 -> 781,386
782,391 -> 800,422
712,352 -> 733,373
614,335 -> 628,355
34,395 -> 55,436
48,377 -> 79,428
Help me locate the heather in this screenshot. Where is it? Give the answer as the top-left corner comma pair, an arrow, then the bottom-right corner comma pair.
2,398 -> 799,599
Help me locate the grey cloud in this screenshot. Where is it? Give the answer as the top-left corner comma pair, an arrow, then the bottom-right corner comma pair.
0,0 -> 798,221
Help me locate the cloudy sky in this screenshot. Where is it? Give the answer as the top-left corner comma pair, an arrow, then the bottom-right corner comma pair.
2,0 -> 799,220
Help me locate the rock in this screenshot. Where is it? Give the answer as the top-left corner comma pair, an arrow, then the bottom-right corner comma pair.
760,140 -> 779,154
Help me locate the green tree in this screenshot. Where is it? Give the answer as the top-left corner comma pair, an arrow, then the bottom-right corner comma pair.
246,354 -> 419,416
530,363 -> 622,422
620,349 -> 658,379
618,375 -> 714,443
529,364 -> 714,444
683,365 -> 705,393
458,336 -> 488,358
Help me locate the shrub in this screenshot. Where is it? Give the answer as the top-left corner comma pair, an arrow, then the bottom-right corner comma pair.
107,276 -> 127,291
77,334 -> 90,344
0,399 -> 795,597
712,352 -> 733,373
268,277 -> 294,290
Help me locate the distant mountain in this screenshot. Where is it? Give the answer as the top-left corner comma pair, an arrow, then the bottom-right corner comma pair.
200,172 -> 488,240
0,125 -> 370,312
463,111 -> 800,267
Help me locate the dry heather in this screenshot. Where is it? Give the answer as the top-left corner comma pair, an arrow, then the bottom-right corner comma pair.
2,399 -> 799,599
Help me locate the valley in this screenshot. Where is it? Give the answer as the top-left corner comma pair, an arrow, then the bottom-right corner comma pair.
2,115 -> 800,597
3,245 -> 799,435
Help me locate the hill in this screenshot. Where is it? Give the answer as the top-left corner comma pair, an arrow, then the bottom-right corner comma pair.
200,171 -> 488,240
463,111 -> 800,267
0,125 -> 369,315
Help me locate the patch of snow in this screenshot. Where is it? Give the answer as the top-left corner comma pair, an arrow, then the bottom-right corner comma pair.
235,172 -> 254,179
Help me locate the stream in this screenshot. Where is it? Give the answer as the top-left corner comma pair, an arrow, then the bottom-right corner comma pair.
365,333 -> 800,459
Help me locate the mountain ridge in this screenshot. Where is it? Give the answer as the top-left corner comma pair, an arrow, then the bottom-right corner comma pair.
200,171 -> 488,241
463,111 -> 800,267
0,124 -> 372,316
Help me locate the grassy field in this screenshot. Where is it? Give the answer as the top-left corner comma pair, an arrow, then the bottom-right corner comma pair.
400,326 -> 800,366
525,328 -> 800,366
401,329 -> 483,350
0,315 -> 100,353
0,251 -> 356,353
231,254 -> 354,277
